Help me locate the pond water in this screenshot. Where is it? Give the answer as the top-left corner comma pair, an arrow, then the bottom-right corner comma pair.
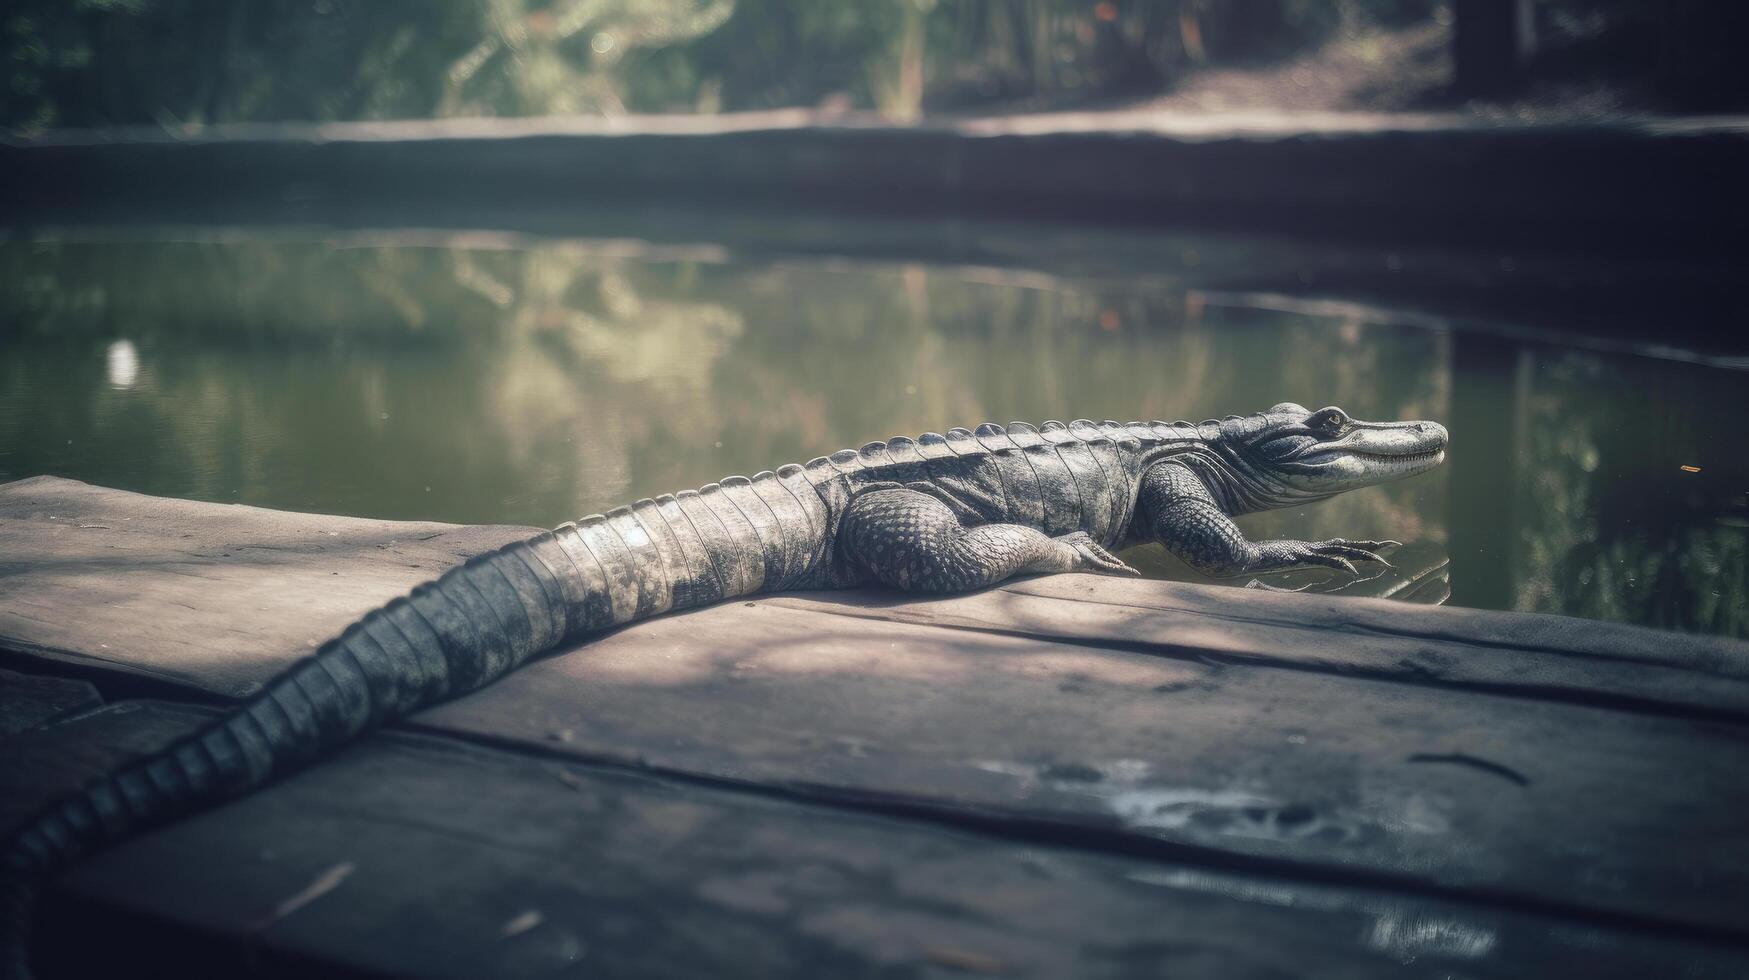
2,230 -> 1744,637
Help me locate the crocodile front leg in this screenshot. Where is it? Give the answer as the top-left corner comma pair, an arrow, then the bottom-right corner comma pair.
840,487 -> 1138,593
1139,463 -> 1398,577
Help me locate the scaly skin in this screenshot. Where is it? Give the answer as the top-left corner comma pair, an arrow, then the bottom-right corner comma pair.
1,402 -> 1446,977
839,488 -> 1138,592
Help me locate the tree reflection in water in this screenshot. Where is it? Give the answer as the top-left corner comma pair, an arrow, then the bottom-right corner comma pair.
0,235 -> 1741,636
1514,351 -> 1747,636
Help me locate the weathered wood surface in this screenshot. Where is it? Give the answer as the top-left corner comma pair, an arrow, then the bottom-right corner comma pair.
3,476 -> 1749,975
423,598 -> 1749,936
0,668 -> 99,738
8,476 -> 1743,714
0,476 -> 535,698
11,701 -> 1745,979
778,573 -> 1749,720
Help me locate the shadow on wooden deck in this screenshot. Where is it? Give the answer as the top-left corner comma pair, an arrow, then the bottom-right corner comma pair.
2,476 -> 1747,978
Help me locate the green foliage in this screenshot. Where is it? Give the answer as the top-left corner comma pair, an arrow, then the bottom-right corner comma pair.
5,234 -> 1741,634
1,0 -> 733,130
4,0 -> 1448,131
1513,351 -> 1749,637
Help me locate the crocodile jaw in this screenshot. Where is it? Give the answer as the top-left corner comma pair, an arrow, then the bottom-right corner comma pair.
1281,419 -> 1449,491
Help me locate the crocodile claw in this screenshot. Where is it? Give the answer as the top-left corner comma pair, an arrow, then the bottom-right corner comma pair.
1060,532 -> 1143,577
1294,538 -> 1399,573
1240,537 -> 1402,578
1334,542 -> 1391,569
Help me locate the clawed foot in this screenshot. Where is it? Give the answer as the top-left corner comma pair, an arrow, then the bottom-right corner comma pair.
1248,538 -> 1401,576
1058,532 -> 1142,577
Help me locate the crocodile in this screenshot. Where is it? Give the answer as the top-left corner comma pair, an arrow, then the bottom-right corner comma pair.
1,401 -> 1446,975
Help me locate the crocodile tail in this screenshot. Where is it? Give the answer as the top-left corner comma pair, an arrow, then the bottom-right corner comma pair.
0,526 -> 620,978
0,474 -> 810,976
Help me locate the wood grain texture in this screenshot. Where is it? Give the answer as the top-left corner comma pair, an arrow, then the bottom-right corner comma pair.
6,475 -> 1742,712
0,699 -> 213,837
19,701 -> 1747,980
765,577 -> 1749,721
418,598 -> 1749,938
1002,573 -> 1749,680
0,477 -> 537,698
4,475 -> 1749,966
0,668 -> 100,738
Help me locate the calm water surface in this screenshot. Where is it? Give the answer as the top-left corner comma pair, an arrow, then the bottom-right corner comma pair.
2,233 -> 1744,636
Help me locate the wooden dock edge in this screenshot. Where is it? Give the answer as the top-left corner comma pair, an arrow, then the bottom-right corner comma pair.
3,476 -> 1747,977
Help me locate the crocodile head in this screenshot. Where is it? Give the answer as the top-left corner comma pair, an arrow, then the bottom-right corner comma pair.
1219,402 -> 1448,508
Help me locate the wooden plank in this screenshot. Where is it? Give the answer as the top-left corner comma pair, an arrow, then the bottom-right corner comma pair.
0,667 -> 101,737
0,699 -> 213,838
762,579 -> 1749,722
416,599 -> 1749,939
5,477 -> 1749,941
6,475 -> 1744,715
1001,573 -> 1749,680
21,702 -> 1749,979
0,476 -> 536,698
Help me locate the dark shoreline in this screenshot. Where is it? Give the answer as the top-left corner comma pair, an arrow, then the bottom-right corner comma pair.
6,110 -> 1746,255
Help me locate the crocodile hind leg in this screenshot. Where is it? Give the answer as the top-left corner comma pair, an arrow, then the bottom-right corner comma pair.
840,487 -> 1139,594
1140,462 -> 1398,578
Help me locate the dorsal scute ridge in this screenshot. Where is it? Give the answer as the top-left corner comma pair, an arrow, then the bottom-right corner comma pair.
974,422 -> 1005,437
1067,419 -> 1107,443
1037,423 -> 1075,448
943,428 -> 981,452
775,463 -> 804,479
1121,421 -> 1157,442
825,451 -> 867,479
918,432 -> 948,445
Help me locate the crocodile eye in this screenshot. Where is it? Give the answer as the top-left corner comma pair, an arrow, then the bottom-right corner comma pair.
1313,409 -> 1347,432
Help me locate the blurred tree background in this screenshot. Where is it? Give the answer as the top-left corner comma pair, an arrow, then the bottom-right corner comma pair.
5,0 -> 1743,133
8,233 -> 1743,633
